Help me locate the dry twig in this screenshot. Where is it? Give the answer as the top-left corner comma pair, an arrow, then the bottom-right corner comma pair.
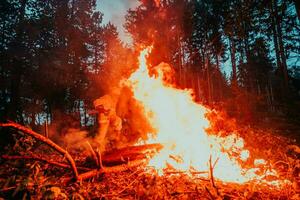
96,148 -> 103,169
86,141 -> 99,168
209,155 -> 221,198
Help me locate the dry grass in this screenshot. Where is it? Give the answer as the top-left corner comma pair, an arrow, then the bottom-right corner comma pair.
0,122 -> 299,199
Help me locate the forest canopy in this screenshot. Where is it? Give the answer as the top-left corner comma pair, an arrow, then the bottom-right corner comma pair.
0,0 -> 299,129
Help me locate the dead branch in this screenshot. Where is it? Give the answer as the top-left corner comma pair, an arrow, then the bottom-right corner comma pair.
209,156 -> 216,189
205,186 -> 215,200
86,141 -> 99,168
0,122 -> 79,180
62,159 -> 147,184
96,148 -> 103,169
1,155 -> 91,171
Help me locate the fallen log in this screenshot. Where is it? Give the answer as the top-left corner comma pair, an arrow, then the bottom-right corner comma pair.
0,122 -> 79,181
102,143 -> 163,165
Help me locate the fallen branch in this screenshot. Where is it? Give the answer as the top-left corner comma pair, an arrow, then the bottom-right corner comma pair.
164,170 -> 208,175
1,155 -> 91,171
63,159 -> 147,184
86,141 -> 99,168
96,148 -> 103,169
0,122 -> 79,181
205,186 -> 215,200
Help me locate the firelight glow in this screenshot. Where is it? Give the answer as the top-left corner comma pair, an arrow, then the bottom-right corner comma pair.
128,47 -> 283,185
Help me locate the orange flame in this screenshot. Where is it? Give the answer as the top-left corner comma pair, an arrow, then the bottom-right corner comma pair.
127,47 -> 286,186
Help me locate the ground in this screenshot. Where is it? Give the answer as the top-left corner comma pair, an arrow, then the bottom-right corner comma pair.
0,119 -> 299,200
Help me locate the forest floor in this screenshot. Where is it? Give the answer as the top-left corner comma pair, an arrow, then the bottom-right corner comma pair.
0,118 -> 299,200
254,117 -> 300,145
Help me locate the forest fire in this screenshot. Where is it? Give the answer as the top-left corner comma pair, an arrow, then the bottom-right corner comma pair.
127,47 -> 286,186
1,0 -> 299,198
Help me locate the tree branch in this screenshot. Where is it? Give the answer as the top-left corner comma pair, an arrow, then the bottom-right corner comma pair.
0,122 -> 79,181
62,159 -> 146,184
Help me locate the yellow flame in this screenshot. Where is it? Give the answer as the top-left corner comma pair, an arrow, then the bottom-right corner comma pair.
128,47 -> 285,185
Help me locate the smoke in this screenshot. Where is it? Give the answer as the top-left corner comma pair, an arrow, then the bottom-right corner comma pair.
97,0 -> 141,43
49,0 -> 187,153
61,128 -> 91,151
48,112 -> 98,154
47,111 -> 89,151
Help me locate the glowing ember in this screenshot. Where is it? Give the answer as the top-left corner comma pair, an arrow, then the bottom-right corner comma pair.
127,47 -> 285,185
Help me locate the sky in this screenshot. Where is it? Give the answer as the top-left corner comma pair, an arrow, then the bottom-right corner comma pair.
96,0 -> 140,44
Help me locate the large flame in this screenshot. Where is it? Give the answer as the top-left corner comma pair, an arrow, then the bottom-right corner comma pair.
127,47 -> 284,185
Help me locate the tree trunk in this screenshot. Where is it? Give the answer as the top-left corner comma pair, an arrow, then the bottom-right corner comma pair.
270,2 -> 282,74
8,0 -> 27,121
216,54 -> 222,101
197,74 -> 201,100
177,33 -> 183,87
229,37 -> 237,87
273,0 -> 289,87
206,56 -> 212,104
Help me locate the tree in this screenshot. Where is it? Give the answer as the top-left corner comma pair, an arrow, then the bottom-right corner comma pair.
0,0 -> 105,125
